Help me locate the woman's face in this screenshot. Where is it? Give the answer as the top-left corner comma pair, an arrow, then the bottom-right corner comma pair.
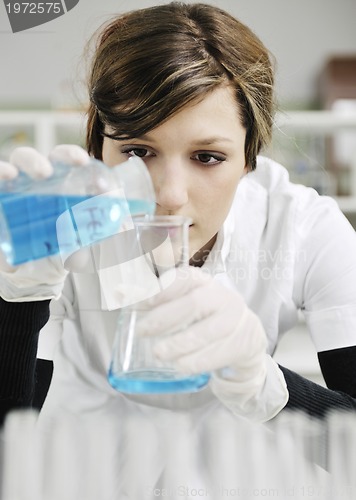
102,85 -> 247,264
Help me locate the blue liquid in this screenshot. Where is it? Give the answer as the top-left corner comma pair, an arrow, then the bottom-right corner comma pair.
108,367 -> 210,394
0,193 -> 155,265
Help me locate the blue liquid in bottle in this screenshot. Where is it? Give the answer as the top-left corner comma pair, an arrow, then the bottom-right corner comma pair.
0,193 -> 155,266
108,366 -> 210,394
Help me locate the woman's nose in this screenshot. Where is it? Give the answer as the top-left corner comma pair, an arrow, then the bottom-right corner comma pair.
153,164 -> 189,212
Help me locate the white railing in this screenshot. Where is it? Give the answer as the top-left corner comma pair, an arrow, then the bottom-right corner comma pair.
1,110 -> 356,211
0,110 -> 86,154
275,110 -> 356,132
1,109 -> 356,154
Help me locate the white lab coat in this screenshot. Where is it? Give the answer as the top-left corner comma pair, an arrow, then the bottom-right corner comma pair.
37,156 -> 356,426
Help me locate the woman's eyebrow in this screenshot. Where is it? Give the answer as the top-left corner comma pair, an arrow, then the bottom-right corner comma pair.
133,135 -> 235,144
192,136 -> 235,145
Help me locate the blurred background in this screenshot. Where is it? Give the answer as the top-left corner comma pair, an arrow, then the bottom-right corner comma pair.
0,0 -> 356,382
1,0 -> 355,108
1,0 -> 356,198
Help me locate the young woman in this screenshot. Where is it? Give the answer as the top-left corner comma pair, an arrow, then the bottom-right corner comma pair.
1,2 -> 356,430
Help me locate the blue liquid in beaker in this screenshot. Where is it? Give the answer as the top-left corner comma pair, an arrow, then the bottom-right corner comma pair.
108,367 -> 210,394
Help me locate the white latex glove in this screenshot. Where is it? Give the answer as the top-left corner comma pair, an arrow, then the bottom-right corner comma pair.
0,145 -> 91,302
139,266 -> 288,421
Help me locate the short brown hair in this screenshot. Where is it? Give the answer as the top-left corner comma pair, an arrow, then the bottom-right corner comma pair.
86,2 -> 275,170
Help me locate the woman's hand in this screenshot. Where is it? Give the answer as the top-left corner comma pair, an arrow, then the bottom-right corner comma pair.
0,145 -> 90,302
138,266 -> 282,418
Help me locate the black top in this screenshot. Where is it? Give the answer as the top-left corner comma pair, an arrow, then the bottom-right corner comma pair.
0,297 -> 49,424
1,296 -> 356,425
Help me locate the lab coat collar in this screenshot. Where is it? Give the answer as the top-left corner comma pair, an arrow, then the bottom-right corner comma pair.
202,202 -> 234,275
202,171 -> 269,276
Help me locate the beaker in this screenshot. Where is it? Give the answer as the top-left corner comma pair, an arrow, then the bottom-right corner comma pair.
108,215 -> 211,394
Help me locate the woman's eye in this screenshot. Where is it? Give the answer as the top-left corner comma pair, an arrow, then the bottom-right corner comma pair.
193,152 -> 226,165
121,147 -> 152,158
